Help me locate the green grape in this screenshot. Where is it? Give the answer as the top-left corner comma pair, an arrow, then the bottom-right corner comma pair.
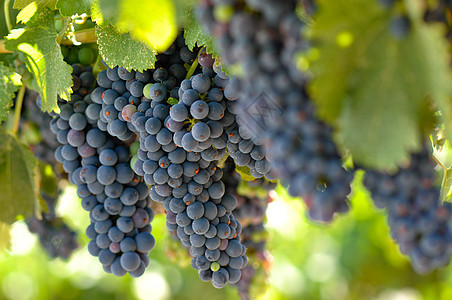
130,141 -> 140,156
54,19 -> 63,33
61,46 -> 69,59
130,154 -> 139,170
66,48 -> 79,65
210,261 -> 220,272
143,83 -> 153,99
78,47 -> 95,65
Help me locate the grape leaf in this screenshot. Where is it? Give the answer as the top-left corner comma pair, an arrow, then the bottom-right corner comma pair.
96,25 -> 157,71
0,127 -> 38,224
5,28 -> 72,112
0,221 -> 11,251
184,5 -> 218,56
0,63 -> 21,123
440,167 -> 452,203
17,6 -> 54,27
13,0 -> 57,9
97,0 -> 177,52
94,0 -> 119,26
56,0 -> 93,16
310,0 -> 451,170
90,0 -> 105,25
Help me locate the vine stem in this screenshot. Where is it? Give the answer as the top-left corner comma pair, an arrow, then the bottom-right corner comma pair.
433,155 -> 446,171
4,0 -> 12,32
185,47 -> 204,79
59,28 -> 97,45
12,83 -> 26,135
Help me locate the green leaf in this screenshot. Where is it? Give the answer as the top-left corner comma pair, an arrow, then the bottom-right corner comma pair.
440,167 -> 452,203
96,25 -> 157,71
17,6 -> 54,27
13,0 -> 57,10
235,165 -> 257,182
183,5 -> 218,56
310,0 -> 450,170
56,0 -> 93,16
0,62 -> 21,123
97,0 -> 178,52
90,0 -> 106,25
0,127 -> 38,224
5,27 -> 73,112
0,221 -> 11,251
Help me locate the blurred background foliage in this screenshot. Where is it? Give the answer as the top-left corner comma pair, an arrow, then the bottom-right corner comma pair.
1,172 -> 451,300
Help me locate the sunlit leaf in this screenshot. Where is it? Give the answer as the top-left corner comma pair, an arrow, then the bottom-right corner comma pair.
97,0 -> 177,52
17,5 -> 54,27
184,6 -> 218,57
56,0 -> 93,16
0,62 -> 21,123
5,27 -> 73,112
13,0 -> 57,10
96,25 -> 157,71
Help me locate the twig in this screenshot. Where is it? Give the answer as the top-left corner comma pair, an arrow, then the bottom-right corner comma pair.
13,83 -> 26,135
185,47 -> 204,79
4,0 -> 12,32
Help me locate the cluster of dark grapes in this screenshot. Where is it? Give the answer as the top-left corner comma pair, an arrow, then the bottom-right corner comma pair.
26,192 -> 78,259
223,88 -> 278,180
51,63 -> 156,277
92,35 -> 194,142
19,89 -> 80,259
27,214 -> 78,260
197,0 -> 353,223
21,91 -> 60,166
95,35 -> 249,288
363,145 -> 452,273
222,157 -> 273,299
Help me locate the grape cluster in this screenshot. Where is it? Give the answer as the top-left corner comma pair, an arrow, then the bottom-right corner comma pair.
363,145 -> 452,273
197,0 -> 353,222
222,157 -> 273,300
26,191 -> 78,260
93,34 -> 193,141
100,37 -> 250,287
51,64 -> 156,277
220,76 -> 277,180
22,91 -> 60,166
27,213 -> 78,260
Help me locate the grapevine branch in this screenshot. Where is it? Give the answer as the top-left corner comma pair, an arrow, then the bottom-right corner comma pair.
12,83 -> 26,135
59,28 -> 97,45
185,47 -> 204,79
3,0 -> 12,32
